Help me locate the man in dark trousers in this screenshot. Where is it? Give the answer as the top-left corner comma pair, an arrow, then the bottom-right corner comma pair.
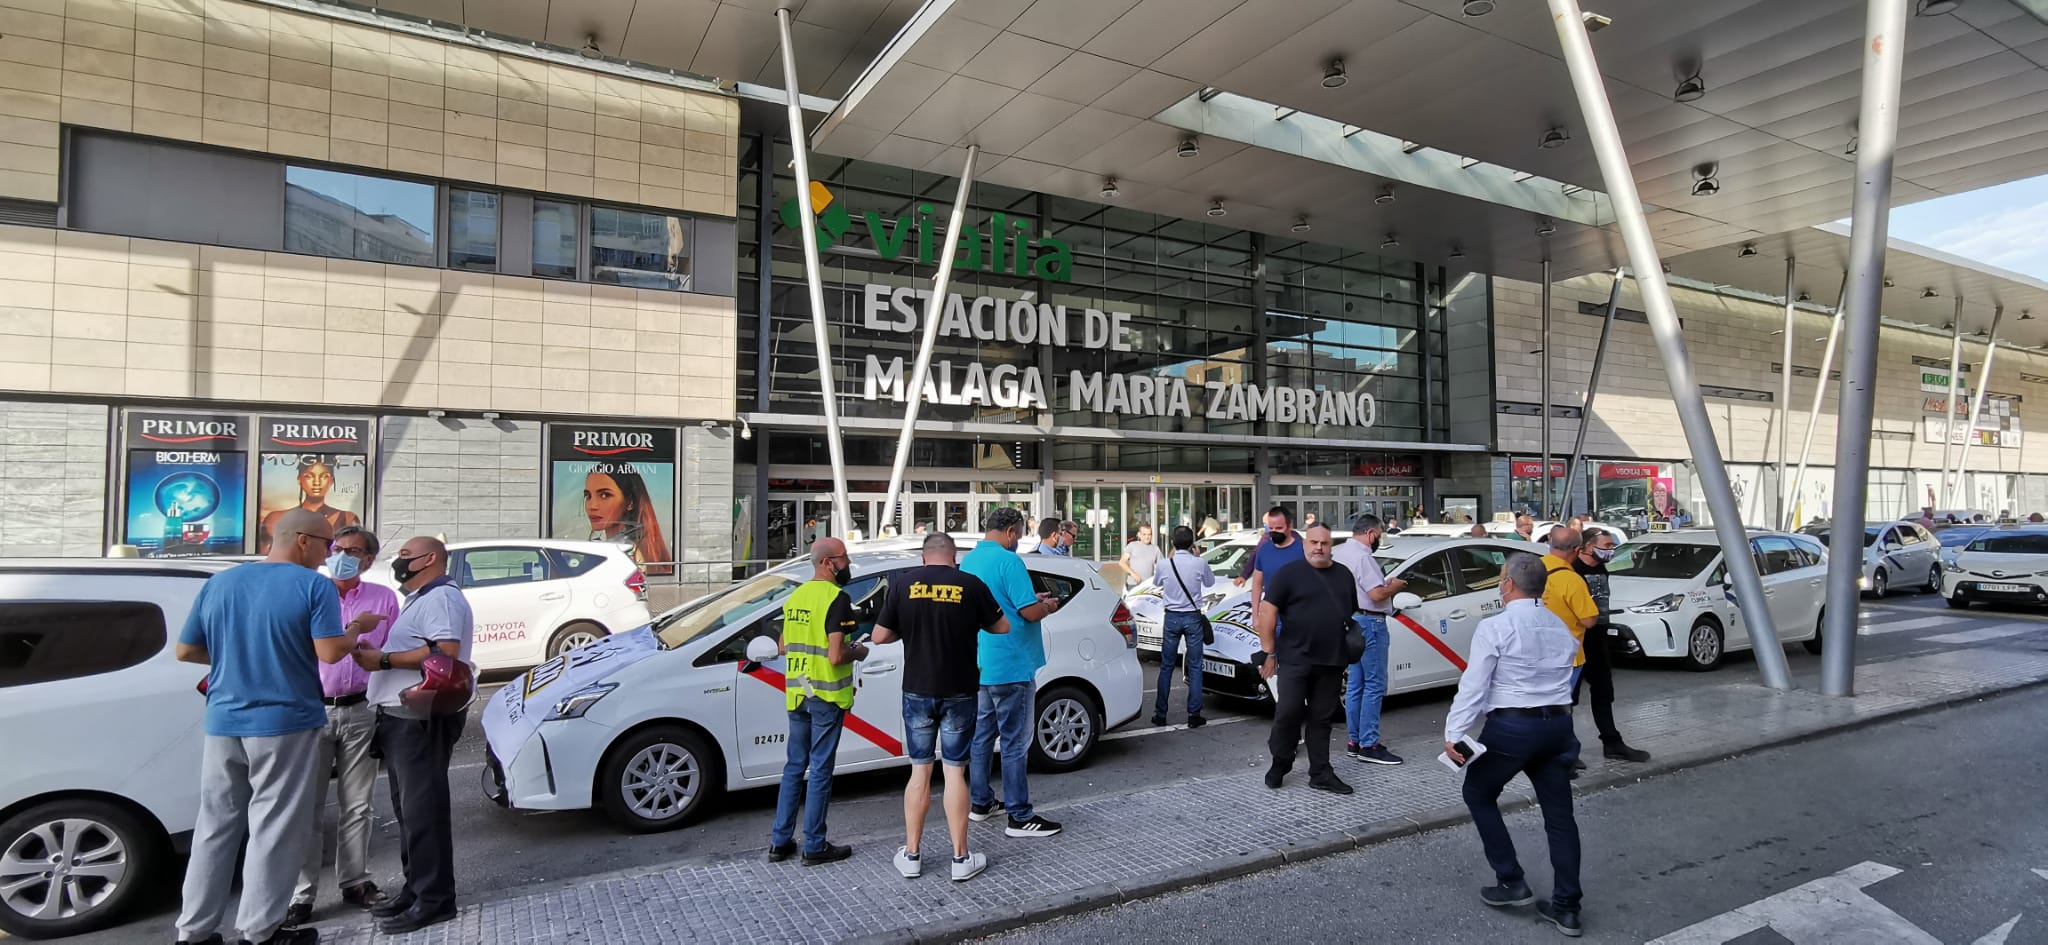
872,533 -> 1010,882
1570,528 -> 1650,764
1254,523 -> 1358,795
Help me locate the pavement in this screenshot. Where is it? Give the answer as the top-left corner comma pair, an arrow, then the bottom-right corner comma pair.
75,593 -> 2048,944
999,681 -> 2048,944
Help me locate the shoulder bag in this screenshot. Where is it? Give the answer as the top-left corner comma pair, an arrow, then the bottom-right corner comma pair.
1165,552 -> 1214,645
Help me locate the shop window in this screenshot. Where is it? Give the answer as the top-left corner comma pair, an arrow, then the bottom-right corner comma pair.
590,205 -> 692,290
0,602 -> 165,688
283,165 -> 435,266
532,200 -> 580,279
448,189 -> 500,271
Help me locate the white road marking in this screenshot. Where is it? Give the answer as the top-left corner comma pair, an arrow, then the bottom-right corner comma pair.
1857,616 -> 1958,636
1973,914 -> 2022,945
2033,868 -> 2048,882
1647,861 -> 1940,944
1924,624 -> 2042,645
1103,714 -> 1254,741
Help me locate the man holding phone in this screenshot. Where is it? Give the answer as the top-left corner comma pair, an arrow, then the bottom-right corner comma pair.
1444,553 -> 1585,938
1333,513 -> 1405,766
962,508 -> 1064,838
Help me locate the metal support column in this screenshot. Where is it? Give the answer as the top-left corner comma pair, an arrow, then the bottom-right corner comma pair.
1820,0 -> 1911,698
1938,300 -> 1965,510
1784,273 -> 1850,530
1540,260 -> 1554,519
1776,258 -> 1796,528
775,8 -> 852,538
881,145 -> 979,535
1547,0 -> 1791,690
1562,269 -> 1624,521
1951,306 -> 2006,510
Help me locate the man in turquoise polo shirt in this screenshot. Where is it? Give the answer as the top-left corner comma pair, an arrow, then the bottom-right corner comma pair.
960,507 -> 1065,838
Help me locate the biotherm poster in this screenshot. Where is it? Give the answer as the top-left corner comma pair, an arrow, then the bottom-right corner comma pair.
123,411 -> 250,557
546,424 -> 679,574
256,417 -> 372,554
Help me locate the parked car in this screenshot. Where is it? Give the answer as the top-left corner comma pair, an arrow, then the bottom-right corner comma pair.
1604,530 -> 1827,671
1808,522 -> 1942,596
479,546 -> 1142,832
0,559 -> 228,940
1941,526 -> 2048,608
1932,523 -> 1993,572
365,539 -> 652,672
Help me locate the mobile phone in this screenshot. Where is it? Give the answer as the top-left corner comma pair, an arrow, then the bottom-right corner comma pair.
1446,741 -> 1472,764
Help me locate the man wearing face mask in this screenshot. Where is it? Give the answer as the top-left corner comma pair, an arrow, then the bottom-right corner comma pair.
767,537 -> 868,865
1333,514 -> 1406,766
286,526 -> 401,927
963,508 -> 1064,837
1243,507 -> 1303,601
1571,529 -> 1650,763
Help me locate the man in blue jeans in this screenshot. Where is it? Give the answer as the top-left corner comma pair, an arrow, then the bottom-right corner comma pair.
1445,554 -> 1585,937
960,508 -> 1065,838
1153,525 -> 1216,727
766,537 -> 868,866
1332,513 -> 1406,765
873,533 -> 1010,882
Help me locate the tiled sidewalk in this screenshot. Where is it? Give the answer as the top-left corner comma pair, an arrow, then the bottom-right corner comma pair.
325,643 -> 2048,945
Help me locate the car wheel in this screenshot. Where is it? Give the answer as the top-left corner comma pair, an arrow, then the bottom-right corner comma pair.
1867,569 -> 1887,598
1684,618 -> 1725,672
547,621 -> 609,658
598,725 -> 721,833
1947,593 -> 1972,610
0,800 -> 161,940
1029,684 -> 1101,774
1803,609 -> 1825,654
1924,564 -> 1941,594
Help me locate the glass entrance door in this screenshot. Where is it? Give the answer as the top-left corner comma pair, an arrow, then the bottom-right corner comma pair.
1054,483 -> 1253,562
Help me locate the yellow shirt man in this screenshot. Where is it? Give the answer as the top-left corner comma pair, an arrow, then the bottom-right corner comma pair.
1540,553 -> 1598,668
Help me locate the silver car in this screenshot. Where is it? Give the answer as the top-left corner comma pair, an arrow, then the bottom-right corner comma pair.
1811,522 -> 1942,596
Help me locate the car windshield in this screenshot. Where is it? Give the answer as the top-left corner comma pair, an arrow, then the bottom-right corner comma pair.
1609,542 -> 1720,579
652,568 -> 805,649
1204,543 -> 1253,574
1938,528 -> 1987,547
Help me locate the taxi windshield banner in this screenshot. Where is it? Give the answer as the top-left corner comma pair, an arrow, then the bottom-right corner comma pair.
482,625 -> 659,768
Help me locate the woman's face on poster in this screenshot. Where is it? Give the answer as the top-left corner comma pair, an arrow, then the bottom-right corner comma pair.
299,463 -> 334,501
585,471 -> 628,533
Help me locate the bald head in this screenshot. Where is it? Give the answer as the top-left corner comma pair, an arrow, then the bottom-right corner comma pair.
267,508 -> 334,569
1547,526 -> 1583,555
810,537 -> 849,583
393,535 -> 448,589
921,532 -> 957,565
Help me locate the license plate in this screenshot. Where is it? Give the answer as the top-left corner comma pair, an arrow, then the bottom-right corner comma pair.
1978,582 -> 2027,593
1137,630 -> 1161,647
1201,658 -> 1236,677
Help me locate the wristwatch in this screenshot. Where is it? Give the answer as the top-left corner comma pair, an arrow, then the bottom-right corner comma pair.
378,653 -> 391,671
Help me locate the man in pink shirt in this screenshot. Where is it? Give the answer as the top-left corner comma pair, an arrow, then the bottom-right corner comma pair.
287,526 -> 400,926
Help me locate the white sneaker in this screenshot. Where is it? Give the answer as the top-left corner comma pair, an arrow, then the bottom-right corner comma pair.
950,851 -> 987,882
893,845 -> 921,879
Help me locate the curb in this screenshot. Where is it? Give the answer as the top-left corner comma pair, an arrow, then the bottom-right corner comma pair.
843,675 -> 2048,945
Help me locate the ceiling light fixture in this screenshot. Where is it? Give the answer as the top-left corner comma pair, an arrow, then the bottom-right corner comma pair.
1462,0 -> 1495,15
1535,218 -> 1557,237
1374,186 -> 1396,205
1400,140 -> 1425,154
1915,0 -> 1962,15
1100,177 -> 1119,199
1206,200 -> 1227,217
1380,233 -> 1400,250
1322,59 -> 1348,89
1883,277 -> 1896,288
1922,287 -> 1939,299
1738,243 -> 1758,258
1582,11 -> 1611,31
2023,311 -> 2036,320
1797,291 -> 1812,302
579,34 -> 601,59
1177,137 -> 1200,158
1449,244 -> 1466,260
1674,71 -> 1706,103
1691,161 -> 1720,197
1291,217 -> 1311,233
1538,127 -> 1571,150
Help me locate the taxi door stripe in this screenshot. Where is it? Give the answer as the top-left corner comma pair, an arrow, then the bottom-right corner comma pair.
1393,613 -> 1468,671
741,665 -> 905,757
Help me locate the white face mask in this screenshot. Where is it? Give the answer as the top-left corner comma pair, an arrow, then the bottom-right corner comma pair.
324,550 -> 362,581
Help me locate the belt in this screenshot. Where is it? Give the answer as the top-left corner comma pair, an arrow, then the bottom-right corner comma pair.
323,692 -> 367,707
1489,704 -> 1571,719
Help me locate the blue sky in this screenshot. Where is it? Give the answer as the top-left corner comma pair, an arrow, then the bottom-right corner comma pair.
1885,174 -> 2048,281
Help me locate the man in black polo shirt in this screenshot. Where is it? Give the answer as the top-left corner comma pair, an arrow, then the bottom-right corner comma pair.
872,533 -> 1010,883
1254,523 -> 1359,795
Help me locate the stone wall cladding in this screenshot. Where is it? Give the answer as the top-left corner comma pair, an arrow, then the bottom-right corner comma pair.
0,398 -> 107,556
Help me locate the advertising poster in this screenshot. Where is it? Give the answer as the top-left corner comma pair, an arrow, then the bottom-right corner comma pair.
547,424 -> 678,574
256,417 -> 372,554
123,412 -> 250,557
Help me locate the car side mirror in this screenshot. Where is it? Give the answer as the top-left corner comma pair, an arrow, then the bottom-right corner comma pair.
743,636 -> 779,666
1391,591 -> 1424,612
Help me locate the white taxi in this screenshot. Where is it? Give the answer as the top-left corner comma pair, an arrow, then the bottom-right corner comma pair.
1604,530 -> 1827,671
366,539 -> 652,672
479,547 -> 1141,832
1130,536 -> 1537,702
1941,525 -> 2048,608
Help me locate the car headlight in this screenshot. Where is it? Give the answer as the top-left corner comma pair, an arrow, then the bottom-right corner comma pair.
1627,593 -> 1685,614
545,682 -> 618,721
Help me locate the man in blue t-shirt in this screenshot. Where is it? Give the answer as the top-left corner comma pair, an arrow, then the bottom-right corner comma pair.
1245,506 -> 1305,609
174,509 -> 384,945
960,507 -> 1065,839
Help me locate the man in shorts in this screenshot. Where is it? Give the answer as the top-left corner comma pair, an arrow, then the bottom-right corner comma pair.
872,533 -> 1010,881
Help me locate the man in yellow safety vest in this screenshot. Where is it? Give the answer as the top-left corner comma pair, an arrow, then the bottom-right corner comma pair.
766,537 -> 868,866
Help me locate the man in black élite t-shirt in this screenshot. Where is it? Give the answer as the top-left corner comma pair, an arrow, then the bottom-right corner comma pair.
872,533 -> 1010,883
1254,523 -> 1360,795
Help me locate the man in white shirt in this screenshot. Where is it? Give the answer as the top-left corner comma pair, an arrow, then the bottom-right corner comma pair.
1332,514 -> 1406,765
1444,553 -> 1584,938
1152,526 -> 1217,727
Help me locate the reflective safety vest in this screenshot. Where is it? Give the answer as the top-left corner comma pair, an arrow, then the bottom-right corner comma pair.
782,579 -> 855,710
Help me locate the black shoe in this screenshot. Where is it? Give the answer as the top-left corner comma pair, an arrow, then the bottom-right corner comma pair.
1345,741 -> 1364,761
1603,743 -> 1651,762
1005,815 -> 1062,838
1308,775 -> 1354,795
369,893 -> 415,919
968,801 -> 1006,822
801,842 -> 853,865
177,936 -> 225,945
340,881 -> 384,910
1481,880 -> 1537,908
1360,744 -> 1405,766
282,901 -> 313,928
1536,900 -> 1584,937
244,928 -> 318,945
378,905 -> 456,935
766,841 -> 798,863
1187,715 -> 1206,728
1151,713 -> 1168,726
1264,762 -> 1287,789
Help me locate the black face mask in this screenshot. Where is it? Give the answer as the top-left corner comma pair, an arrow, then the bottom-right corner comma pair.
832,563 -> 852,587
1369,532 -> 1382,552
392,552 -> 429,585
1270,528 -> 1292,546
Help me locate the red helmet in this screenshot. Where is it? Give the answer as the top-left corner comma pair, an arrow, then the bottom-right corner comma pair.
401,652 -> 475,715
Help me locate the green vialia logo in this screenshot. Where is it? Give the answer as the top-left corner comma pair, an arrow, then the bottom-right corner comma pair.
778,182 -> 1074,282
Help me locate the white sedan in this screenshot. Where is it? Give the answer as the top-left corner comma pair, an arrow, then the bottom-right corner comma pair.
479,547 -> 1142,832
1130,536 -> 1539,701
1605,530 -> 1827,671
366,539 -> 653,672
1941,525 -> 2048,608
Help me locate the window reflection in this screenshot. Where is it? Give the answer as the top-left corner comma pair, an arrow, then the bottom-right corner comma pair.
532,200 -> 578,279
447,189 -> 498,272
283,166 -> 434,266
590,206 -> 691,290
